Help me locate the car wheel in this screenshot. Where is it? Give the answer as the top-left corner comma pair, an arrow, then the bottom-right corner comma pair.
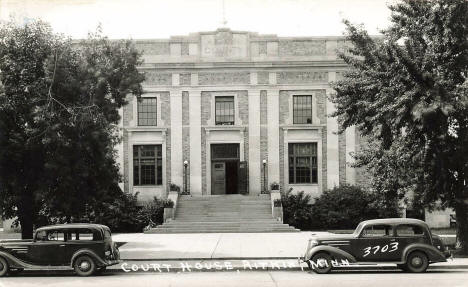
406,251 -> 429,273
74,255 -> 96,276
397,264 -> 408,272
0,257 -> 9,277
310,252 -> 332,274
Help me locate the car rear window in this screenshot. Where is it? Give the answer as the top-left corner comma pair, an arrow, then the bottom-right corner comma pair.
361,225 -> 392,237
396,225 -> 425,237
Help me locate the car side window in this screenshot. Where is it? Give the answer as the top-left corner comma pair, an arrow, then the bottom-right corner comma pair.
361,225 -> 393,237
396,225 -> 425,237
67,229 -> 96,241
44,230 -> 65,241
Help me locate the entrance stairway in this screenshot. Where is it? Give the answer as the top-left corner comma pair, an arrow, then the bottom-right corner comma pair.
147,194 -> 299,233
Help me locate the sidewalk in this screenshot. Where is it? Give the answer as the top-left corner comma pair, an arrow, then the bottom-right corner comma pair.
113,232 -> 325,260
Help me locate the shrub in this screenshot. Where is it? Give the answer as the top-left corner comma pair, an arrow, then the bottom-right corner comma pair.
312,185 -> 387,229
281,188 -> 314,230
170,184 -> 180,192
92,192 -> 164,232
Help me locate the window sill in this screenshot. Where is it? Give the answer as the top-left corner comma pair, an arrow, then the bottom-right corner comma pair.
205,126 -> 246,132
133,185 -> 163,188
281,124 -> 325,130
288,183 -> 319,186
126,127 -> 167,132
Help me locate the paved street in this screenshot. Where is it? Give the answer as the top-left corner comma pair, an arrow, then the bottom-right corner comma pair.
1,269 -> 468,287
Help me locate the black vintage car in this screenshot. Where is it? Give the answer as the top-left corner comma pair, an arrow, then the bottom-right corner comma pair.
302,218 -> 451,274
0,223 -> 121,276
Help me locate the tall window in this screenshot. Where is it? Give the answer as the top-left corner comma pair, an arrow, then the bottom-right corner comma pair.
138,98 -> 157,126
215,96 -> 235,125
288,143 -> 318,184
133,145 -> 162,185
293,95 -> 312,124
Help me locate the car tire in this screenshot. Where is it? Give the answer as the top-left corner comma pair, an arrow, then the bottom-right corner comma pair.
406,251 -> 429,273
0,256 -> 9,277
310,252 -> 333,274
74,255 -> 96,277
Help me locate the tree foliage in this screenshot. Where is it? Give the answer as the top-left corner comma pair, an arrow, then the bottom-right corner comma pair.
331,0 -> 468,253
0,20 -> 145,238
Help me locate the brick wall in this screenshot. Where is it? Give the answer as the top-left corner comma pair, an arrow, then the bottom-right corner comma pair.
338,128 -> 347,186
160,92 -> 171,192
182,91 -> 190,193
122,94 -> 134,193
260,90 -> 268,192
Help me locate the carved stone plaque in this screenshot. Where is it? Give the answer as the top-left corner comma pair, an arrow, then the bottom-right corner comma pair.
201,30 -> 248,58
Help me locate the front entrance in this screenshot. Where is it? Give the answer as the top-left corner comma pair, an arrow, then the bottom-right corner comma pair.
211,144 -> 240,195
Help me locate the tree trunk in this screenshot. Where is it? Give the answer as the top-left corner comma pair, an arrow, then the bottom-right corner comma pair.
455,200 -> 468,255
18,192 -> 34,239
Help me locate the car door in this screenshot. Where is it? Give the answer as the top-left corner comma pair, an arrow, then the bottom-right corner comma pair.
29,229 -> 68,266
392,224 -> 430,260
352,224 -> 399,262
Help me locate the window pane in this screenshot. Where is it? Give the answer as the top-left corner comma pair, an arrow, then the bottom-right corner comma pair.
293,95 -> 312,124
133,145 -> 162,186
215,96 -> 234,125
288,143 -> 318,184
138,98 -> 157,126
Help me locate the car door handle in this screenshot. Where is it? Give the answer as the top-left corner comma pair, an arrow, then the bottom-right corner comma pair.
390,239 -> 396,242
59,244 -> 66,247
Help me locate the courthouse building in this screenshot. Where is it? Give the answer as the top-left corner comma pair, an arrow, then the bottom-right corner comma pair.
116,28 -> 365,202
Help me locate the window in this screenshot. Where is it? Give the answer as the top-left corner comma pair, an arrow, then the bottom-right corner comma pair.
66,229 -> 99,241
293,95 -> 313,124
288,143 -> 318,184
215,96 -> 235,125
361,225 -> 393,237
133,145 -> 163,185
138,97 -> 157,126
36,230 -> 65,241
396,225 -> 425,237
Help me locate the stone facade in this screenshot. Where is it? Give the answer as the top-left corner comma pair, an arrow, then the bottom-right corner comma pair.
118,28 -> 362,203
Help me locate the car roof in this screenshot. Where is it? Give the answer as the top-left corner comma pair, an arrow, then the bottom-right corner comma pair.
360,218 -> 427,226
36,223 -> 110,232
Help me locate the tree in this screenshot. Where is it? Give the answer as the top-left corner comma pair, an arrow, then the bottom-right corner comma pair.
0,20 -> 144,238
331,0 -> 468,253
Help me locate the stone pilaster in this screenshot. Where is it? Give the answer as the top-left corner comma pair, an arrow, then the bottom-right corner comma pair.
326,72 -> 339,189
189,91 -> 202,195
248,90 -> 261,194
170,90 -> 183,187
267,89 -> 280,186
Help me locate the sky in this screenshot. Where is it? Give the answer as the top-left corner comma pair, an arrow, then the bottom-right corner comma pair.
0,0 -> 396,39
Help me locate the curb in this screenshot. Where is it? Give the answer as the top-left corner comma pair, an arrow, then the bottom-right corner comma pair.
110,259 -> 468,273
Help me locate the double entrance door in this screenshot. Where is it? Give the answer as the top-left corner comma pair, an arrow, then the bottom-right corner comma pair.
211,144 -> 247,195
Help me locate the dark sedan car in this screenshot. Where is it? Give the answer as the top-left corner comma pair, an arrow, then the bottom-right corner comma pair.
302,218 -> 451,273
0,223 -> 121,276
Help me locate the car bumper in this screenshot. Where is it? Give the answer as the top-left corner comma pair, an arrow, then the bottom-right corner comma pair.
443,250 -> 452,259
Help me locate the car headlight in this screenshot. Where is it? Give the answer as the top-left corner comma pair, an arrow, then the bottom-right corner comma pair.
310,239 -> 319,247
105,251 -> 111,256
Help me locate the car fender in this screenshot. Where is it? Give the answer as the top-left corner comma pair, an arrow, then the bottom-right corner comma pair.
402,243 -> 446,263
306,245 -> 357,263
70,249 -> 107,268
0,250 -> 41,269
